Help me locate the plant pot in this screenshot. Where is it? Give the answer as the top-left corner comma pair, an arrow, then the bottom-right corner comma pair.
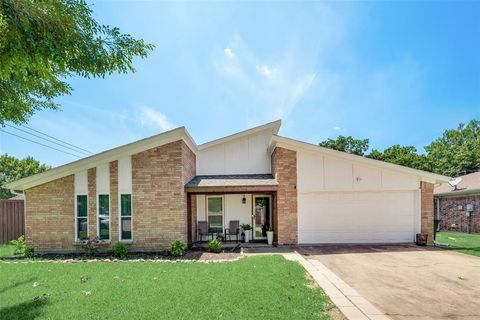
266,231 -> 274,245
244,230 -> 251,243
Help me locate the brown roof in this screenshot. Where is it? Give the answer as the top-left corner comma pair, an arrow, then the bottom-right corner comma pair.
434,171 -> 480,196
185,174 -> 277,188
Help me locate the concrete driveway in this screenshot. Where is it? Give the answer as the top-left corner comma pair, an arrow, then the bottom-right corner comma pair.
298,245 -> 480,320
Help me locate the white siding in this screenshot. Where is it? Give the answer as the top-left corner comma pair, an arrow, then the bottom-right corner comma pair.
96,164 -> 110,194
296,148 -> 422,244
196,194 -> 252,228
74,170 -> 88,194
118,157 -> 132,194
197,131 -> 272,175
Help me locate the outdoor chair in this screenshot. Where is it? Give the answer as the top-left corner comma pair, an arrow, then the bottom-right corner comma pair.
197,221 -> 210,242
225,220 -> 240,242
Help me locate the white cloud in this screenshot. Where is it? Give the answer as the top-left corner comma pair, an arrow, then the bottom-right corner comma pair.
139,107 -> 176,132
256,64 -> 278,79
333,126 -> 341,130
224,48 -> 234,58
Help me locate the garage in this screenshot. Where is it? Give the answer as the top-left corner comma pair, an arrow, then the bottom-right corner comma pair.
298,191 -> 419,244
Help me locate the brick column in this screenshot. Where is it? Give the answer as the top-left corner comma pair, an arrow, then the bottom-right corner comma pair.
110,161 -> 119,244
271,147 -> 298,245
421,181 -> 434,244
87,167 -> 97,239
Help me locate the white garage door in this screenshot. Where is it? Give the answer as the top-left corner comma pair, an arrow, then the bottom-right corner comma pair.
298,191 -> 419,244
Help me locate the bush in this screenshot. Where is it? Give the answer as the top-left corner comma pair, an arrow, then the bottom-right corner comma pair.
170,240 -> 187,257
82,237 -> 100,257
10,236 -> 35,258
208,238 -> 222,253
24,245 -> 35,258
113,242 -> 128,259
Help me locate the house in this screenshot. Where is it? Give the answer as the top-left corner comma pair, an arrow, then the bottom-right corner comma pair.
4,120 -> 450,252
434,171 -> 480,233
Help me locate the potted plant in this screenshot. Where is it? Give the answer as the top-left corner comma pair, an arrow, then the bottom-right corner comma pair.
241,224 -> 252,243
266,225 -> 274,245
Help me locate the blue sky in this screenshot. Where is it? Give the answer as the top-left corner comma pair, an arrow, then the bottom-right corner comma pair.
1,1 -> 479,167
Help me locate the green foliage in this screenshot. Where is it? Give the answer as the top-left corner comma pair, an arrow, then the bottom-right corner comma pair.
11,235 -> 34,257
82,237 -> 100,258
368,145 -> 432,172
170,240 -> 187,257
208,238 -> 222,253
240,224 -> 252,231
0,0 -> 154,124
0,154 -> 50,199
112,242 -> 128,259
425,120 -> 480,176
319,135 -> 369,156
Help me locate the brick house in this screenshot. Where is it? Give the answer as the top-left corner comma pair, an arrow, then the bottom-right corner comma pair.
434,171 -> 480,233
5,121 -> 450,252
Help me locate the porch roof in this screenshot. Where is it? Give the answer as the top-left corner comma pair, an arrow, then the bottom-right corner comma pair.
185,174 -> 278,193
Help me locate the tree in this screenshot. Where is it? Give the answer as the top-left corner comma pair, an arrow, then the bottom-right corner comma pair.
319,135 -> 369,156
0,0 -> 154,124
367,145 -> 432,172
0,154 -> 50,199
425,120 -> 480,176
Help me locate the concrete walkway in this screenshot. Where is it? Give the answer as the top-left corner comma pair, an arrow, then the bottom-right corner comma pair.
282,252 -> 391,320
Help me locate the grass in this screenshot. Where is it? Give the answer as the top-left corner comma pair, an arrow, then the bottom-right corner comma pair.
436,231 -> 480,257
0,255 -> 333,320
0,243 -> 15,257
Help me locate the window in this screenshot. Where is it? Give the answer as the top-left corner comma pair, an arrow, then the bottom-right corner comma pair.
207,196 -> 223,234
120,194 -> 132,240
76,195 -> 88,241
98,194 -> 110,240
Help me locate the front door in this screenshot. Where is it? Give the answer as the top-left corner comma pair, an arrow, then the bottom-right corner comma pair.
253,196 -> 271,240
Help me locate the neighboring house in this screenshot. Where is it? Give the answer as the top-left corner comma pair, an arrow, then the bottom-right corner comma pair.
434,171 -> 480,233
4,120 -> 449,252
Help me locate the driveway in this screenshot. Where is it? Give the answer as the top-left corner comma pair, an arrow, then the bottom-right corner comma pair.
298,245 -> 480,320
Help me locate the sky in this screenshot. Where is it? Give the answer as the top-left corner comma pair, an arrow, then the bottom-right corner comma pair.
1,1 -> 479,167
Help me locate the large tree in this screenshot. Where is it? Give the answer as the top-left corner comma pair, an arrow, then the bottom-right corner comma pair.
0,154 -> 50,199
368,145 -> 431,172
0,0 -> 154,124
319,135 -> 369,156
425,119 -> 480,176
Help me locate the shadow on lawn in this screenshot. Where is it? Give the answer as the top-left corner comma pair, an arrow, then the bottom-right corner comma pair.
0,297 -> 48,320
0,277 -> 37,295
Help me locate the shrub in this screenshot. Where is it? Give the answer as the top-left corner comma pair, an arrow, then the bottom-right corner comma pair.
24,245 -> 35,258
82,237 -> 100,257
113,242 -> 128,259
10,235 -> 35,258
170,240 -> 187,257
208,238 -> 222,253
240,224 -> 252,231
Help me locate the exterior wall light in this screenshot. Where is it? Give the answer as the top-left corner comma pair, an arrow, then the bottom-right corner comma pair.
242,195 -> 246,204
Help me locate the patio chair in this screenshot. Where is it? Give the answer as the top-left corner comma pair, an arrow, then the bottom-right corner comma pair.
197,221 -> 210,242
225,220 -> 240,242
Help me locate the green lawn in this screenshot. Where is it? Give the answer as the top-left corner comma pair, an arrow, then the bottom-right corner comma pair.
0,255 -> 333,320
436,231 -> 480,257
0,243 -> 15,257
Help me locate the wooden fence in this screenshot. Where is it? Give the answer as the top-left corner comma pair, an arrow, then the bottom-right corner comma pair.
0,200 -> 25,244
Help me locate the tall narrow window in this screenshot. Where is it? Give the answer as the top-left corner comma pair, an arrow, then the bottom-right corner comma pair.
207,196 -> 223,234
98,194 -> 110,240
120,194 -> 132,240
76,195 -> 88,241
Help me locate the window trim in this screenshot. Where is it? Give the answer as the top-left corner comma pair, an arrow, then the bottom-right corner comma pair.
206,195 -> 224,234
97,193 -> 111,241
118,193 -> 133,242
74,193 -> 88,242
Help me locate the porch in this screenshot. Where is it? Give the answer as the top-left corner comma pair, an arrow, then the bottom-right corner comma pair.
185,174 -> 279,246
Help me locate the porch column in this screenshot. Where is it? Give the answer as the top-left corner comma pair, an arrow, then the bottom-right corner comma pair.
421,181 -> 434,244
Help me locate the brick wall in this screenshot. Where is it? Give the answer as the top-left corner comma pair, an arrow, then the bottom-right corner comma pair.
87,167 -> 97,238
436,195 -> 480,233
271,147 -> 298,245
131,140 -> 195,249
182,141 -> 197,245
25,175 -> 75,251
110,160 -> 119,244
421,181 -> 434,244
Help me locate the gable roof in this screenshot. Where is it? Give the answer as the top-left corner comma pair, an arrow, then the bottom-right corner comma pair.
5,127 -> 197,191
269,135 -> 451,184
198,120 -> 281,150
434,171 -> 480,196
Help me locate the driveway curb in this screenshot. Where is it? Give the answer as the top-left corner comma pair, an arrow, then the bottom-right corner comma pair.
282,252 -> 391,320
